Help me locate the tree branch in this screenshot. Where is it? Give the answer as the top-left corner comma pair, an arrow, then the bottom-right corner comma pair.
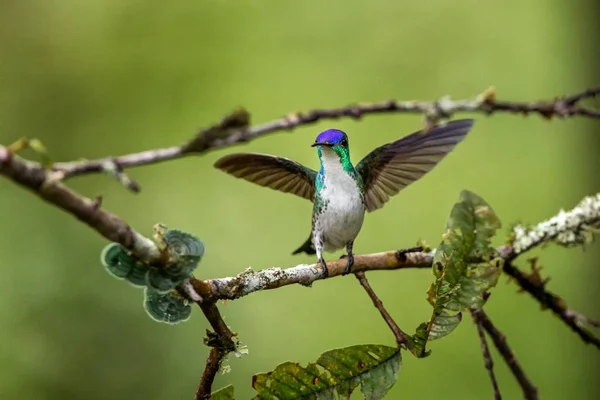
355,271 -> 413,350
2,143 -> 598,351
504,192 -> 600,348
502,261 -> 600,349
471,306 -> 502,400
0,146 -> 161,262
38,85 -> 600,191
2,86 -> 599,398
195,319 -> 237,400
0,146 -> 237,397
196,347 -> 224,400
564,309 -> 600,328
192,249 -> 433,302
471,308 -> 539,400
509,193 -> 600,257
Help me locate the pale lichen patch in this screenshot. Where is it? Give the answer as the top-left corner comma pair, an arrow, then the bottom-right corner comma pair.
512,193 -> 600,254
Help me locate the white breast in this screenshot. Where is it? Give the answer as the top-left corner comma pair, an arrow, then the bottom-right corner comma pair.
315,149 -> 365,252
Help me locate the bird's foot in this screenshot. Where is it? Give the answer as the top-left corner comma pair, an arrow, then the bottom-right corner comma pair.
339,254 -> 347,259
342,254 -> 354,276
319,257 -> 329,278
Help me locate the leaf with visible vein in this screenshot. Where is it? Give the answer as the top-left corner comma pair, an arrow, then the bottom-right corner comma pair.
409,190 -> 503,357
252,344 -> 400,400
211,385 -> 235,400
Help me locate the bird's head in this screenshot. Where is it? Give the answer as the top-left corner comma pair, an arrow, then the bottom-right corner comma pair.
311,129 -> 350,162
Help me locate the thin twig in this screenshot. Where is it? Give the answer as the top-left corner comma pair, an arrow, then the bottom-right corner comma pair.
501,193 -> 600,347
2,87 -> 600,400
564,309 -> 600,328
470,308 -> 502,400
193,249 -> 432,302
0,146 -> 161,262
2,145 -> 599,351
195,303 -> 237,400
355,271 -> 412,350
562,86 -> 600,105
509,192 -> 600,257
196,347 -> 226,400
185,190 -> 600,299
0,146 -> 237,398
101,158 -> 141,192
503,261 -> 600,348
472,308 -> 539,400
42,85 -> 600,191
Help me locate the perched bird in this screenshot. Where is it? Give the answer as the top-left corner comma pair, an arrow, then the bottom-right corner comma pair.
214,119 -> 475,277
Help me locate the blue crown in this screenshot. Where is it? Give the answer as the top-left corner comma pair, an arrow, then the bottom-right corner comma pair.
315,129 -> 347,144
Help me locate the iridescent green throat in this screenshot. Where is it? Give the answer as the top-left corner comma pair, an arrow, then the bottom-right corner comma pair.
317,145 -> 355,173
315,144 -> 356,193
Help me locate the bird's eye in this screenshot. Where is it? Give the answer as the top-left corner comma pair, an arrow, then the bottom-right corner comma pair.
341,138 -> 348,146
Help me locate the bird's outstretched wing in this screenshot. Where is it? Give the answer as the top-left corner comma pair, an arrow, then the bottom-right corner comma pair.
355,119 -> 475,212
214,153 -> 317,201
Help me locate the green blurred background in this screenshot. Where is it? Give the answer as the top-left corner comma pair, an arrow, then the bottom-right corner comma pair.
1,1 -> 599,399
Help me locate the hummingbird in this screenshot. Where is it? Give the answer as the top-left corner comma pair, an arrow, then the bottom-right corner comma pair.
214,119 -> 474,278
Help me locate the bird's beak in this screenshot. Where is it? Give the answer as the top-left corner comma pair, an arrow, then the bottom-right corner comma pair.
311,141 -> 333,147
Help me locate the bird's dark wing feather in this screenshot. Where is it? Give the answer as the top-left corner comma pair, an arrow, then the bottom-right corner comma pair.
355,119 -> 475,212
214,153 -> 317,201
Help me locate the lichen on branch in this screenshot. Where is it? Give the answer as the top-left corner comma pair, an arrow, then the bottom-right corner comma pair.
2,85 -> 600,399
511,193 -> 600,254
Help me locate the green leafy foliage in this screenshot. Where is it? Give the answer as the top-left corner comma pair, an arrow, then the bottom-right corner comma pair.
143,288 -> 192,325
99,225 -> 204,324
100,243 -> 148,287
149,227 -> 205,292
252,344 -> 400,400
410,190 -> 503,357
211,385 -> 235,400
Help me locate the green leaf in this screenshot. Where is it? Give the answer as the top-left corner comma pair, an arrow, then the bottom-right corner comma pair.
101,226 -> 205,292
163,229 -> 205,277
252,344 -> 400,400
100,243 -> 134,279
407,322 -> 431,358
100,226 -> 205,325
145,269 -> 180,293
146,228 -> 206,292
127,263 -> 151,287
410,190 -> 503,357
427,311 -> 462,340
8,137 -> 52,167
211,385 -> 235,400
100,243 -> 149,287
143,288 -> 192,325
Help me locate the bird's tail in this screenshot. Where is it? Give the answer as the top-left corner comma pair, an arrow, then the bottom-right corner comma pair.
292,235 -> 316,255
